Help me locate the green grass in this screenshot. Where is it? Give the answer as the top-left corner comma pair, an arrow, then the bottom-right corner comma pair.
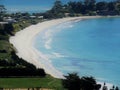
13,19 -> 43,32
0,75 -> 65,90
0,40 -> 13,60
0,19 -> 65,90
0,40 -> 12,51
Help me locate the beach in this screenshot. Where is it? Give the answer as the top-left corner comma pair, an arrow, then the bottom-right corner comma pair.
10,16 -> 101,78
9,16 -> 115,89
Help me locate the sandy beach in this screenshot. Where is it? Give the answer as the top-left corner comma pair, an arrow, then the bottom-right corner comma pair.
10,16 -> 101,78
9,16 -> 115,89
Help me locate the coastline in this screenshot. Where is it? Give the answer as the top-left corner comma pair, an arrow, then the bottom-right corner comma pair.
9,16 -> 116,88
9,16 -> 115,89
10,16 -> 102,78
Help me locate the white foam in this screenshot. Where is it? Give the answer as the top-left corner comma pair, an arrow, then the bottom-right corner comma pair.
44,29 -> 53,39
52,52 -> 65,58
9,16 -> 103,79
45,38 -> 52,49
43,21 -> 76,50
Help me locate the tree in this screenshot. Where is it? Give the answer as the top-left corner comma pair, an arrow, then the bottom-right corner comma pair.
4,23 -> 14,35
62,73 -> 81,90
62,73 -> 101,90
102,83 -> 108,90
89,0 -> 96,11
115,86 -> 119,90
96,2 -> 108,11
116,0 -> 120,3
67,1 -> 77,13
0,5 -> 6,21
50,0 -> 64,18
81,76 -> 97,90
108,2 -> 115,11
0,5 -> 6,13
84,0 -> 96,12
116,3 -> 120,14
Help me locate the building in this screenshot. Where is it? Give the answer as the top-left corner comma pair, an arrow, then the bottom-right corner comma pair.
3,17 -> 17,23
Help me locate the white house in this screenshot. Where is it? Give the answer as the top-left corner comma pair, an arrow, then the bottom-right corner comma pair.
3,17 -> 17,23
38,16 -> 44,19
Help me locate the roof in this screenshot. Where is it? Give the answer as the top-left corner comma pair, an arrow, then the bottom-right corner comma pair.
0,22 -> 8,24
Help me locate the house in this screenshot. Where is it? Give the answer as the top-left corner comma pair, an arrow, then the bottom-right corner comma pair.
38,16 -> 44,19
64,13 -> 70,17
30,15 -> 36,19
0,22 -> 8,25
3,17 -> 17,23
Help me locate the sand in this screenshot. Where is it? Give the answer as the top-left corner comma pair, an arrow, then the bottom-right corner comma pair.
9,16 -> 108,78
9,16 -> 115,89
10,16 -> 102,78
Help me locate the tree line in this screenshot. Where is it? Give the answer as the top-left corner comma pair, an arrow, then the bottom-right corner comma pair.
42,0 -> 120,19
0,51 -> 46,77
0,5 -> 46,77
62,73 -> 119,90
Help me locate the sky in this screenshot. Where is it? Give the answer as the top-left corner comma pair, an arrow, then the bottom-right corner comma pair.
0,0 -> 115,13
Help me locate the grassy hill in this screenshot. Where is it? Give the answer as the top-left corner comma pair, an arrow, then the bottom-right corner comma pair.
0,18 -> 64,89
0,75 -> 64,89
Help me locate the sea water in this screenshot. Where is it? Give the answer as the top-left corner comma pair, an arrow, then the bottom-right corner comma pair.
2,0 -> 113,13
35,17 -> 120,86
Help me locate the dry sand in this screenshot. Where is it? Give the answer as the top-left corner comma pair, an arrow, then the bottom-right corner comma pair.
10,16 -> 101,78
10,16 -> 114,89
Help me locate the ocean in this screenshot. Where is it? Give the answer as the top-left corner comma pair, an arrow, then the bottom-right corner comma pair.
0,0 -> 115,13
35,17 -> 120,86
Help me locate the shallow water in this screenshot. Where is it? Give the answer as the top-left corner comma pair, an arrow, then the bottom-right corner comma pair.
35,17 -> 120,86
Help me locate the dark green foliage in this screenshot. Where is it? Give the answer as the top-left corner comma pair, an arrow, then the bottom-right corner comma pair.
0,5 -> 46,77
11,51 -> 36,69
0,35 -> 9,41
0,23 -> 14,35
116,3 -> 120,13
4,24 -> 14,35
62,73 -> 101,90
108,2 -> 116,11
52,0 -> 63,13
11,51 -> 46,76
81,76 -> 96,90
68,1 -> 83,14
115,86 -> 119,90
0,59 -> 15,66
84,0 -> 96,12
0,5 -> 6,21
43,0 -> 120,19
0,51 -> 46,77
62,73 -> 81,90
48,0 -> 65,18
0,68 -> 46,77
96,2 -> 108,11
0,5 -> 6,13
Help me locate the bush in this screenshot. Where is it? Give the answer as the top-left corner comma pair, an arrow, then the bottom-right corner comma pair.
62,73 -> 101,90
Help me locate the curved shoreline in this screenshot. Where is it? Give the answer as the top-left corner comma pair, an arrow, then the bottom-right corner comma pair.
9,16 -> 102,78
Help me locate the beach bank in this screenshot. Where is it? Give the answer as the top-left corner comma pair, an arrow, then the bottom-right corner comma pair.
10,16 -> 102,78
9,16 -> 116,89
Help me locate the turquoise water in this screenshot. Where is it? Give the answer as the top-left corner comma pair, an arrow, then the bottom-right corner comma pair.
35,17 -> 120,86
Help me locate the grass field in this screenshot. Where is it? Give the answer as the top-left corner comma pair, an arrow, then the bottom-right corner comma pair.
0,19 -> 65,90
0,75 -> 65,90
